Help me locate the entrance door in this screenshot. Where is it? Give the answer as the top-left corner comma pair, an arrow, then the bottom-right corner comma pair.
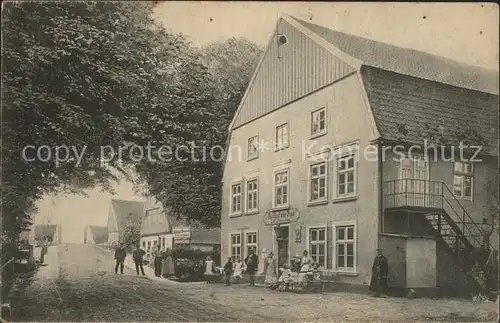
398,156 -> 429,207
275,226 -> 290,268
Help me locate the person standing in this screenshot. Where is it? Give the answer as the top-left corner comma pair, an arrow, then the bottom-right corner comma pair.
223,257 -> 234,286
204,256 -> 215,284
245,249 -> 259,286
132,244 -> 146,276
233,257 -> 244,284
264,252 -> 278,287
369,248 -> 389,297
114,242 -> 126,274
152,246 -> 163,277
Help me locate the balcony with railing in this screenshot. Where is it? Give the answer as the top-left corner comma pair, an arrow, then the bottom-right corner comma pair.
383,179 -> 444,211
383,179 -> 494,251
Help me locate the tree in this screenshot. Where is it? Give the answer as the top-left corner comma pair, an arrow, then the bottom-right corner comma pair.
1,2 -> 215,254
133,38 -> 262,226
122,212 -> 142,248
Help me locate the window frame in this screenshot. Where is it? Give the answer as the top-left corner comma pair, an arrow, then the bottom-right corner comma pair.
229,232 -> 242,262
230,180 -> 243,216
332,220 -> 357,274
272,167 -> 290,210
245,177 -> 259,214
308,161 -> 328,203
452,162 -> 474,201
306,226 -> 327,268
332,143 -> 359,201
310,106 -> 327,138
247,135 -> 259,161
245,231 -> 258,260
275,123 -> 289,151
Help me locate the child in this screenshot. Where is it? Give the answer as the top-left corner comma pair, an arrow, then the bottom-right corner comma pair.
280,264 -> 292,282
233,257 -> 243,284
204,256 -> 214,284
275,264 -> 293,291
224,257 -> 234,286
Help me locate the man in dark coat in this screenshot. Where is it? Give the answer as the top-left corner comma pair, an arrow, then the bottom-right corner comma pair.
223,257 -> 234,286
152,246 -> 163,277
132,244 -> 146,276
245,249 -> 259,286
369,248 -> 389,297
114,242 -> 127,274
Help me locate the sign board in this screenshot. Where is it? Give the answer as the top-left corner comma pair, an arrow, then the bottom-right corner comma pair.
263,208 -> 300,226
173,227 -> 191,243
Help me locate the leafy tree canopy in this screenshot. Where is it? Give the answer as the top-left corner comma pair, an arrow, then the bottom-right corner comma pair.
2,1 -> 262,249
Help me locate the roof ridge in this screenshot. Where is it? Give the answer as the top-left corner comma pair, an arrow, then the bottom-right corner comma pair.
111,198 -> 144,203
290,16 -> 498,74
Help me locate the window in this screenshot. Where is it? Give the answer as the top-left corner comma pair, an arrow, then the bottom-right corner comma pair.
453,162 -> 474,200
162,237 -> 165,249
142,241 -> 146,249
336,154 -> 356,197
231,183 -> 242,214
273,169 -> 289,208
335,225 -> 355,271
309,227 -> 326,267
309,162 -> 327,201
246,232 -> 258,257
230,233 -> 242,261
275,123 -> 289,150
246,179 -> 258,212
248,136 -> 259,160
147,241 -> 151,252
311,107 -> 326,136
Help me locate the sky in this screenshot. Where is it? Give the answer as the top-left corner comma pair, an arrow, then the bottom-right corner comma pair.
35,2 -> 499,244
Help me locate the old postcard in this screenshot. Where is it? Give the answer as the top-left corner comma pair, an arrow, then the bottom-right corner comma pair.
1,2 -> 498,322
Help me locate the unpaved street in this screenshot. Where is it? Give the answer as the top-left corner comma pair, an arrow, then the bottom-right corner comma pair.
9,244 -> 498,322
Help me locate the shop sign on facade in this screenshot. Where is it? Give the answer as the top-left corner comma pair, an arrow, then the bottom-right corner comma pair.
173,227 -> 191,244
263,208 -> 299,226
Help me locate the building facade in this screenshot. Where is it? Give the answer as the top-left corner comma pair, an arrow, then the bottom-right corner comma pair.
140,197 -> 173,261
221,15 -> 498,294
140,197 -> 221,260
106,199 -> 144,246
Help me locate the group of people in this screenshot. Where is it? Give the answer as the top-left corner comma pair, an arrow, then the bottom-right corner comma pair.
113,242 -> 147,276
204,248 -> 260,286
114,242 -> 389,297
204,248 -> 390,298
209,249 -> 318,288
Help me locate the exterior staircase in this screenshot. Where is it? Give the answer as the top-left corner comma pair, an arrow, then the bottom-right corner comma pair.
384,179 -> 497,294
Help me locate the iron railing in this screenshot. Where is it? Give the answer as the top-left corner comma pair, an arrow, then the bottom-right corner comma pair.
383,179 -> 495,251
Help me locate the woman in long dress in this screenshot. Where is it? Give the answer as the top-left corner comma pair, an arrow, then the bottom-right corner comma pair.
204,256 -> 214,284
299,250 -> 312,283
264,252 -> 278,286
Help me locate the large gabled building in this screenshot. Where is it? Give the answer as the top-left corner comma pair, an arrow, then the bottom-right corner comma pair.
221,14 -> 498,295
106,199 -> 144,246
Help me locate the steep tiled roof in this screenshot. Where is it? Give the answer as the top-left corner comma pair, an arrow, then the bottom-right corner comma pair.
111,199 -> 144,232
361,66 -> 499,155
190,226 -> 221,245
140,213 -> 170,236
87,225 -> 108,244
291,17 -> 498,94
168,216 -> 221,245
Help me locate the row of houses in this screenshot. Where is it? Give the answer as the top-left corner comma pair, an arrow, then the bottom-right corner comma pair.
85,198 -> 220,261
220,14 -> 498,295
